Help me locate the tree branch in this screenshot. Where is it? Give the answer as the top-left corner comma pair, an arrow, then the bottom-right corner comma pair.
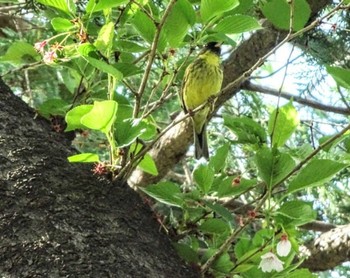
243,81 -> 350,115
301,224 -> 350,271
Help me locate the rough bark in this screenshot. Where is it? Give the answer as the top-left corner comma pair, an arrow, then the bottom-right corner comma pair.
128,0 -> 331,188
0,78 -> 198,277
301,224 -> 350,271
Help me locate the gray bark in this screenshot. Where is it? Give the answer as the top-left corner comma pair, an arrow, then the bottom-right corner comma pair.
0,78 -> 198,277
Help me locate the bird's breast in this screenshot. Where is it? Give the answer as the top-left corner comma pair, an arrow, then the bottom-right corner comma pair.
183,63 -> 223,110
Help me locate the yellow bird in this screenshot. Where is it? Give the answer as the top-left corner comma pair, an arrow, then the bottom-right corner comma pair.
180,42 -> 223,159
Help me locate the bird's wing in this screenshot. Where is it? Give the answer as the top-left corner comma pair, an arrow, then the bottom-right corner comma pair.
179,65 -> 192,113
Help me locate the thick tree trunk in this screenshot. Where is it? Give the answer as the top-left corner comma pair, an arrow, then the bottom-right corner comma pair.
0,78 -> 198,277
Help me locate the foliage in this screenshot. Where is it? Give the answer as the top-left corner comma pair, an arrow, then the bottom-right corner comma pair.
2,0 -> 350,277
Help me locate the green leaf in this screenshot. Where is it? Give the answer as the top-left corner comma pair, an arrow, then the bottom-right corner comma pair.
200,0 -> 239,23
193,163 -> 215,193
232,264 -> 254,274
114,63 -> 142,77
285,269 -> 316,278
318,134 -> 347,152
37,0 -> 75,15
138,153 -> 158,176
114,40 -> 148,53
141,182 -> 183,207
86,0 -> 128,13
180,0 -> 196,25
163,0 -> 195,47
288,159 -> 348,193
204,201 -> 234,224
261,0 -> 311,31
232,0 -> 254,15
213,15 -> 261,34
201,32 -> 236,46
138,117 -> 157,141
199,218 -> 230,234
235,246 -> 263,265
252,229 -> 274,247
0,41 -> 40,65
326,66 -> 350,89
268,102 -> 299,147
114,119 -> 147,147
94,22 -> 115,55
51,17 -> 74,31
130,10 -> 155,43
234,238 -> 251,259
85,56 -> 122,80
224,115 -> 267,145
38,99 -> 69,118
130,10 -> 166,51
115,104 -> 133,123
78,43 -> 95,56
217,177 -> 256,198
65,104 -> 93,131
81,100 -> 118,133
255,148 -> 295,187
209,143 -> 229,173
212,252 -> 235,274
173,243 -> 199,263
275,200 -> 316,226
68,153 -> 99,163
78,44 -> 123,80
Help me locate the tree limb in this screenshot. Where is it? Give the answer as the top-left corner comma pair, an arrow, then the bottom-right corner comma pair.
301,224 -> 350,271
243,81 -> 350,115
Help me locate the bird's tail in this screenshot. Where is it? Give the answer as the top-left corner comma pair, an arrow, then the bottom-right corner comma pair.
194,124 -> 209,159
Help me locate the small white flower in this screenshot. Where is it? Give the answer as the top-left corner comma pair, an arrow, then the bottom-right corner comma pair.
258,252 -> 284,273
276,234 -> 292,257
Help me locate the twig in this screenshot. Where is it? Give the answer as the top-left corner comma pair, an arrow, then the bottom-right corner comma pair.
251,53 -> 303,80
130,0 -> 156,23
141,67 -> 168,117
132,50 -> 150,65
123,80 -> 138,96
273,122 -> 350,189
133,0 -> 177,117
269,43 -> 296,144
337,85 -> 350,110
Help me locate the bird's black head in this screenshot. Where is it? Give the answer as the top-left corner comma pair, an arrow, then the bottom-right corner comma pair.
205,41 -> 222,56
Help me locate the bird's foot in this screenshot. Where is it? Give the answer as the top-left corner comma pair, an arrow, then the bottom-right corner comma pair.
187,109 -> 195,116
207,95 -> 217,105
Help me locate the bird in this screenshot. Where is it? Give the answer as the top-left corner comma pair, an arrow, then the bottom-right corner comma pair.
180,42 -> 223,159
